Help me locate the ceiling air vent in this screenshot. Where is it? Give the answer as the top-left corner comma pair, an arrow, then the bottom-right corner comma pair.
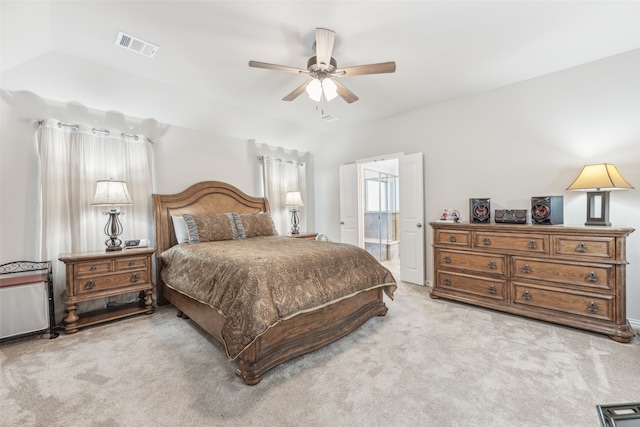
321,114 -> 340,122
115,32 -> 158,58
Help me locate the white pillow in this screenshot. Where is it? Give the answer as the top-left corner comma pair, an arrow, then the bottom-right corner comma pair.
171,215 -> 189,244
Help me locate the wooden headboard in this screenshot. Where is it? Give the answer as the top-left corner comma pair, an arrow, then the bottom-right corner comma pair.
153,181 -> 269,255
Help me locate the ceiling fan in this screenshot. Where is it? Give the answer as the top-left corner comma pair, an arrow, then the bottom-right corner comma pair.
249,28 -> 396,104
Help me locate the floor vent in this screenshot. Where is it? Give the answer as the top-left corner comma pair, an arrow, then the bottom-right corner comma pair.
115,32 -> 158,58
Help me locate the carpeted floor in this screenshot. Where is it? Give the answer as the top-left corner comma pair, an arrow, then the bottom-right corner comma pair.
1,261 -> 639,426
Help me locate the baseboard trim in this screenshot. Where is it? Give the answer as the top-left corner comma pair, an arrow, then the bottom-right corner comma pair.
629,318 -> 640,333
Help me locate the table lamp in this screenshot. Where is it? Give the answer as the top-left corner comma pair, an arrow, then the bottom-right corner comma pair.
285,191 -> 304,234
566,164 -> 633,226
92,179 -> 133,250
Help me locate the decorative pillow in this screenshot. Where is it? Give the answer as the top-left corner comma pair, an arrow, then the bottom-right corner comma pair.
171,215 -> 189,244
236,212 -> 278,238
182,213 -> 239,243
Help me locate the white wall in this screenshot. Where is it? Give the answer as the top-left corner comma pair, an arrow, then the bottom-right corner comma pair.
310,50 -> 640,324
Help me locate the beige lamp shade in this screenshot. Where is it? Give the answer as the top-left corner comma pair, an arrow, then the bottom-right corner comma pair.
566,164 -> 634,191
285,191 -> 304,208
92,180 -> 133,205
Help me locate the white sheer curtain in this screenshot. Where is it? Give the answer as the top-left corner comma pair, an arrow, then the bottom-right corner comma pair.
261,157 -> 307,235
37,119 -> 154,320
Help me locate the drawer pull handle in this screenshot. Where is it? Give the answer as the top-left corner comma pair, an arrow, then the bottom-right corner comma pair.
131,273 -> 138,283
443,277 -> 451,286
522,290 -> 532,300
90,266 -> 97,271
483,237 -> 491,246
488,285 -> 496,294
528,240 -> 538,249
129,261 -> 135,266
576,242 -> 588,253
487,260 -> 496,269
586,271 -> 599,282
449,234 -> 457,243
521,264 -> 532,274
587,302 -> 599,313
443,256 -> 451,263
84,280 -> 95,290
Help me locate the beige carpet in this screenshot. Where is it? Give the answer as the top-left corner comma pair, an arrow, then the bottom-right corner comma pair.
1,263 -> 639,427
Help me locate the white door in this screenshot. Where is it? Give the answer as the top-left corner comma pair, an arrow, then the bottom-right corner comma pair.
339,163 -> 360,246
399,153 -> 425,285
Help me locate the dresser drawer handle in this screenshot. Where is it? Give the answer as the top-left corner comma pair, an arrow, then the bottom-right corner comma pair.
576,242 -> 588,253
483,237 -> 491,246
522,290 -> 532,300
587,301 -> 599,313
487,260 -> 496,269
131,273 -> 138,283
449,234 -> 457,243
84,280 -> 95,290
521,264 -> 532,274
443,277 -> 451,286
528,240 -> 538,249
443,256 -> 451,263
129,261 -> 135,266
488,285 -> 496,294
90,266 -> 97,271
585,271 -> 599,282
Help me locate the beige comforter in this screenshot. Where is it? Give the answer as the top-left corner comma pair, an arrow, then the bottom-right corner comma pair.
159,236 -> 396,358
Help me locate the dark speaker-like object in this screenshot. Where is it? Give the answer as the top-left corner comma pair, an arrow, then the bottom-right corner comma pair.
470,198 -> 491,223
531,196 -> 564,225
495,209 -> 527,224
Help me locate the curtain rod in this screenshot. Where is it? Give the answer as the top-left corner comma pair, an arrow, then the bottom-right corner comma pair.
257,155 -> 305,167
36,119 -> 155,143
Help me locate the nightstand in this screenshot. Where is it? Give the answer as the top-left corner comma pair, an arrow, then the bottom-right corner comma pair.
286,232 -> 318,240
59,247 -> 155,333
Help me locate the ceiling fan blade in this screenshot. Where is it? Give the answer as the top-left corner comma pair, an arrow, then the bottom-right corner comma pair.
335,61 -> 396,77
333,80 -> 359,104
249,60 -> 307,74
282,80 -> 311,101
315,28 -> 335,70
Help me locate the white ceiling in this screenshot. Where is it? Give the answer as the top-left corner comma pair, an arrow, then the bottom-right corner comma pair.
2,1 -> 640,135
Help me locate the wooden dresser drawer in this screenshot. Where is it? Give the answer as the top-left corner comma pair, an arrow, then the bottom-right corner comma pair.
473,232 -> 549,254
74,260 -> 111,277
512,282 -> 612,321
74,270 -> 149,295
434,229 -> 471,247
553,236 -> 615,260
436,271 -> 506,301
116,256 -> 148,271
436,249 -> 506,276
513,258 -> 613,290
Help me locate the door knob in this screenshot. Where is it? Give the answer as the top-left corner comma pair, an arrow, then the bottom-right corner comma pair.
417,223 -> 422,228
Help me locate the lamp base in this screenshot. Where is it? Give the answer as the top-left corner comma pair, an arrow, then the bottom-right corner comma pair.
585,191 -> 611,226
290,208 -> 300,234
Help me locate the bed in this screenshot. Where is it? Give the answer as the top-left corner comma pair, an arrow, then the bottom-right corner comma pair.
153,181 -> 396,385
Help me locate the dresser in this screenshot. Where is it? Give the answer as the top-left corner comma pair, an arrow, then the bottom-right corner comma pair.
59,247 -> 155,333
430,222 -> 635,342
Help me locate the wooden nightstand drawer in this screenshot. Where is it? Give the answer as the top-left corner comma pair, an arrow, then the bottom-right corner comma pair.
474,232 -> 549,254
513,258 -> 613,290
553,236 -> 615,260
75,261 -> 111,277
436,249 -> 506,276
513,282 -> 612,321
116,256 -> 148,271
74,270 -> 149,295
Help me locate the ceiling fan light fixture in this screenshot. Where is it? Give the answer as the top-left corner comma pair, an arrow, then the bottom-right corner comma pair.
306,78 -> 322,102
322,78 -> 338,101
